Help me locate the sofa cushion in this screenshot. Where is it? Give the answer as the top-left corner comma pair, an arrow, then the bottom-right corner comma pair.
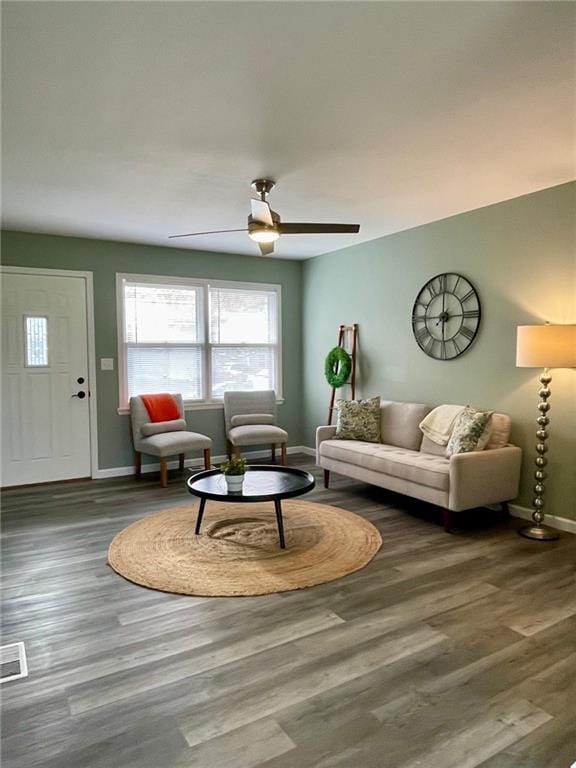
446,407 -> 493,457
320,439 -> 449,491
229,424 -> 288,446
334,397 -> 381,442
230,413 -> 275,427
380,401 -> 433,451
485,413 -> 511,449
141,419 -> 187,437
420,435 -> 448,456
139,430 -> 212,457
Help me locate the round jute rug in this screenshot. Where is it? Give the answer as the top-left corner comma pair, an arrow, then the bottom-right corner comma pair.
107,500 -> 382,596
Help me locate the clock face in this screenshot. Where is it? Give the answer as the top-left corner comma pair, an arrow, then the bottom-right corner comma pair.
411,273 -> 481,360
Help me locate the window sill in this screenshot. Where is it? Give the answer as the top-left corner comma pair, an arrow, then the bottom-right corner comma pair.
117,398 -> 285,416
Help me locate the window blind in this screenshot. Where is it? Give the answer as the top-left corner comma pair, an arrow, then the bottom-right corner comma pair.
126,346 -> 202,401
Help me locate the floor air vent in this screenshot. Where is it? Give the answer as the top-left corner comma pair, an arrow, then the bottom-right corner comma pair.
0,642 -> 28,683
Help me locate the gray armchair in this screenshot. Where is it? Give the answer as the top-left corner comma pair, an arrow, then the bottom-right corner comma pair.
130,394 -> 212,487
223,390 -> 288,464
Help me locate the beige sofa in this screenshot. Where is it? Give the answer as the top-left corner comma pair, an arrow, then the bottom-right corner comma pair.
316,400 -> 522,531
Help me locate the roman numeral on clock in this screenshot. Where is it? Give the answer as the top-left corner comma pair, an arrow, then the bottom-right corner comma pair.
459,326 -> 475,341
462,309 -> 479,318
415,327 -> 430,344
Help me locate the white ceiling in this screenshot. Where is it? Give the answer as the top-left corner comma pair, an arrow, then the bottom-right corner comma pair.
2,1 -> 574,260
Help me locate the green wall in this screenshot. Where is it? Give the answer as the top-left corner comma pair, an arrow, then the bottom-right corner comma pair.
3,182 -> 574,520
1,232 -> 304,469
303,182 -> 576,520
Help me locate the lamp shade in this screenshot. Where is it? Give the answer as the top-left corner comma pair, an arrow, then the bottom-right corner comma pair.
516,324 -> 576,368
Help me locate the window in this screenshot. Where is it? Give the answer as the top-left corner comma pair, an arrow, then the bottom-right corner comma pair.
117,274 -> 281,409
25,316 -> 49,367
209,286 -> 278,399
123,282 -> 203,402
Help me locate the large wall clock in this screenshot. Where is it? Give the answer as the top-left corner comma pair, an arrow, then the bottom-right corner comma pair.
411,272 -> 481,360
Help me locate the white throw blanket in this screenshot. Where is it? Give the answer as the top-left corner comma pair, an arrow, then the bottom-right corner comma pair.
419,404 -> 466,445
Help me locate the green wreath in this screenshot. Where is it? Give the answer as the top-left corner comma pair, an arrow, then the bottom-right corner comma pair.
324,346 -> 352,388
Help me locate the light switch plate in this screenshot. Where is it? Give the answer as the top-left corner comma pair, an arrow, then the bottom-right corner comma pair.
100,358 -> 114,371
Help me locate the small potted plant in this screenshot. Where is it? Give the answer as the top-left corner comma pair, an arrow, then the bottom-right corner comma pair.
220,456 -> 247,492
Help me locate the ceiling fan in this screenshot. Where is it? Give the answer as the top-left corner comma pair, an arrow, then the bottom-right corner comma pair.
169,179 -> 360,256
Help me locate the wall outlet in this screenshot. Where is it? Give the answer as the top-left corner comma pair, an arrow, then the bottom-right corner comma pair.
100,358 -> 114,371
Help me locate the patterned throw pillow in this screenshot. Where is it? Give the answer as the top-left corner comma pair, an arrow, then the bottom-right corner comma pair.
334,397 -> 381,442
446,407 -> 493,457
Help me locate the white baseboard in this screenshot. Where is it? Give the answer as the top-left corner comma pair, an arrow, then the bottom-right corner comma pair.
509,504 -> 576,535
92,455 -> 576,536
298,445 -> 316,457
92,446 -> 313,480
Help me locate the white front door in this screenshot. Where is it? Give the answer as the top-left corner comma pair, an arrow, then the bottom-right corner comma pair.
1,271 -> 92,486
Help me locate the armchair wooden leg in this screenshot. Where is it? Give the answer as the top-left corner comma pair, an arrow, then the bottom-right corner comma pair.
226,440 -> 232,460
281,443 -> 287,466
443,509 -> 453,533
204,448 -> 211,470
160,458 -> 168,488
323,469 -> 330,489
134,451 -> 142,479
271,444 -> 276,464
179,453 -> 185,471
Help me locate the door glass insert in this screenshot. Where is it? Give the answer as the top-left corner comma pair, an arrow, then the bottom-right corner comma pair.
25,316 -> 49,367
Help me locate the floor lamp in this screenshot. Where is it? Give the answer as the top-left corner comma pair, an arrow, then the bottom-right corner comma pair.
516,324 -> 576,541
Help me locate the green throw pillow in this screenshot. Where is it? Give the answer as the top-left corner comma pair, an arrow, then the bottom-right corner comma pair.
334,396 -> 381,442
446,407 -> 493,457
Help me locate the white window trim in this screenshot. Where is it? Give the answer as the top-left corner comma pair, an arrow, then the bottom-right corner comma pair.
116,272 -> 283,414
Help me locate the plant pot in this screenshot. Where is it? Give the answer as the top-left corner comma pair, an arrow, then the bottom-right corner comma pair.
225,474 -> 245,492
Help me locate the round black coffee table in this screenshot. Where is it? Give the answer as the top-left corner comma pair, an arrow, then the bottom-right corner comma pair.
186,465 -> 315,549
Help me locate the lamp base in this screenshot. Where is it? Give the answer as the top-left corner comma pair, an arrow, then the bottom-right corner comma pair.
518,524 -> 559,541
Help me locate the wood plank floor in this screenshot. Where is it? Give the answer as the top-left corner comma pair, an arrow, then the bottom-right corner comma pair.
2,454 -> 575,768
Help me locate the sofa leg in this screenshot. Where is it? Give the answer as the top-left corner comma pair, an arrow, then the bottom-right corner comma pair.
271,444 -> 276,464
160,458 -> 168,488
443,509 -> 453,533
204,449 -> 211,470
281,443 -> 287,466
178,453 -> 185,472
324,469 -> 330,489
134,451 -> 142,479
501,500 -> 510,517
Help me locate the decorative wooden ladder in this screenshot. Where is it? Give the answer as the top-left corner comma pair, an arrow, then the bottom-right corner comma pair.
327,323 -> 358,425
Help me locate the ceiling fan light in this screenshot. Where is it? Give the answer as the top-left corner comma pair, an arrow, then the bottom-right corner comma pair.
248,227 -> 279,244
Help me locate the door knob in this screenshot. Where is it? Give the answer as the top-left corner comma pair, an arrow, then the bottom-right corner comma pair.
71,390 -> 86,399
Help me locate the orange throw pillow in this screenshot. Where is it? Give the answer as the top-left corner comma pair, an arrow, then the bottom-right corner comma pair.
140,393 -> 180,423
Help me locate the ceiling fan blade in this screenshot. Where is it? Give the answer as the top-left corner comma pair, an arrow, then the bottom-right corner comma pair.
278,223 -> 360,235
168,228 -> 247,239
250,198 -> 274,226
258,241 -> 274,256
